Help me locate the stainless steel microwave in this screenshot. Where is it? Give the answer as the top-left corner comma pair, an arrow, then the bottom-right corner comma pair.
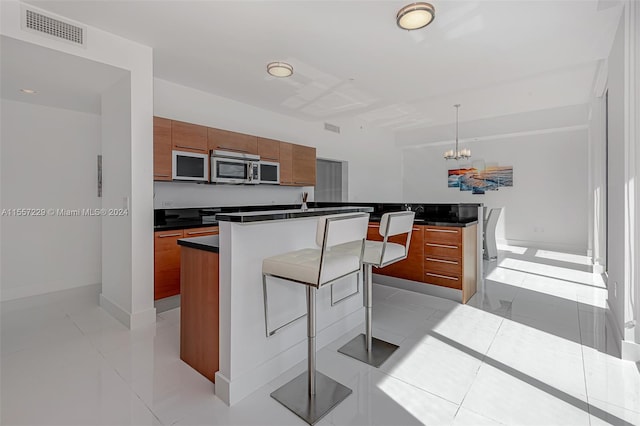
211,150 -> 260,184
257,161 -> 280,184
172,150 -> 209,182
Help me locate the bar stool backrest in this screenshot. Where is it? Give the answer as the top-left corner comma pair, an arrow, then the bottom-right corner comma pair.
379,211 -> 415,238
377,211 -> 415,266
315,212 -> 369,286
315,213 -> 370,248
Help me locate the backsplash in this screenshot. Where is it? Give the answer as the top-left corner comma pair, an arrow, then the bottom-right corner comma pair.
153,181 -> 314,209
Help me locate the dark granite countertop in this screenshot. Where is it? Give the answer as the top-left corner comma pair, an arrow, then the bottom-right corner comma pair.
216,206 -> 374,223
155,219 -> 219,232
155,202 -> 482,231
177,235 -> 219,253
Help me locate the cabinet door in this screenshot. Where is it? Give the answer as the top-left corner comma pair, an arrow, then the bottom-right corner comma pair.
208,128 -> 258,155
292,144 -> 316,186
154,230 -> 184,300
279,142 -> 293,185
153,117 -> 172,181
183,226 -> 219,238
257,137 -> 280,162
370,223 -> 424,282
172,120 -> 208,153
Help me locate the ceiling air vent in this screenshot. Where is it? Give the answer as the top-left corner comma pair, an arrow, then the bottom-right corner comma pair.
22,8 -> 86,47
324,122 -> 341,134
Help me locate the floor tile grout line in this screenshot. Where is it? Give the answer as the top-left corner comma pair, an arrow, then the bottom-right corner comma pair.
576,296 -> 593,426
453,316 -> 505,423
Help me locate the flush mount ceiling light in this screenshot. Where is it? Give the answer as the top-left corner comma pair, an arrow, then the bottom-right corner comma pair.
266,62 -> 293,78
20,88 -> 37,94
396,2 -> 435,30
444,104 -> 471,160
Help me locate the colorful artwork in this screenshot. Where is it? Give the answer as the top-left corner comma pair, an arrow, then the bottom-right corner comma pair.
448,168 -> 475,188
448,164 -> 513,195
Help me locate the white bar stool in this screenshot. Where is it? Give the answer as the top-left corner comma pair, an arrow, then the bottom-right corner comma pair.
262,212 -> 369,425
338,211 -> 415,367
483,207 -> 502,260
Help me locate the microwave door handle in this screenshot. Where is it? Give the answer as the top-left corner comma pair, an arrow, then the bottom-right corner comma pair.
247,162 -> 253,183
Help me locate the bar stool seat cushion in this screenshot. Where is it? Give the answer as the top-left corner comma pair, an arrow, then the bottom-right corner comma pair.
263,248 -> 361,286
363,241 -> 406,265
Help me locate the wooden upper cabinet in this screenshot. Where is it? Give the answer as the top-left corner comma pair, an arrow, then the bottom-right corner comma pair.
292,144 -> 316,186
172,120 -> 208,153
208,128 -> 258,155
153,117 -> 172,181
279,142 -> 293,185
257,137 -> 280,162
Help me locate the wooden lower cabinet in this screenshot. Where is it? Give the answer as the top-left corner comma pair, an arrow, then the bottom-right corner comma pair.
154,230 -> 184,300
154,226 -> 219,300
180,246 -> 219,382
369,222 -> 478,303
369,223 -> 424,282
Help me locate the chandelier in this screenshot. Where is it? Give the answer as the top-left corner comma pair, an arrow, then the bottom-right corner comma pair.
444,104 -> 471,160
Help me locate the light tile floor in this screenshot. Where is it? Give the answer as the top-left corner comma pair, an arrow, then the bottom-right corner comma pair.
2,246 -> 639,425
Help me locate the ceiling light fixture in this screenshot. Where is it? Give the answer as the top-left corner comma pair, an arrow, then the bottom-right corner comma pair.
444,104 -> 471,160
396,2 -> 436,30
266,62 -> 293,78
20,88 -> 37,94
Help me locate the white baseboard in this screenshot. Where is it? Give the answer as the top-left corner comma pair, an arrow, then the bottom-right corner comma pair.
606,299 -> 624,355
216,307 -> 364,406
99,293 -> 156,330
1,280 -> 101,302
621,340 -> 640,362
499,238 -> 587,254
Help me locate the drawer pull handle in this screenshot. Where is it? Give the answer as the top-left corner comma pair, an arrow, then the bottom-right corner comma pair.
426,257 -> 459,265
175,145 -> 205,151
154,174 -> 170,177
426,243 -> 458,249
186,230 -> 218,235
426,229 -> 459,233
158,233 -> 182,238
426,272 -> 459,281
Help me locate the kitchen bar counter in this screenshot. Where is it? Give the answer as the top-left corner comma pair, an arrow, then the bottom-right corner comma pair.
155,202 -> 480,231
215,206 -> 373,223
177,235 -> 219,253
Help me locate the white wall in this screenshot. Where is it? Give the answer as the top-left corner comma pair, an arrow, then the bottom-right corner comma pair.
154,181 -> 312,209
402,125 -> 589,253
1,0 -> 155,329
0,100 -> 101,301
153,78 -> 402,206
101,77 -> 133,313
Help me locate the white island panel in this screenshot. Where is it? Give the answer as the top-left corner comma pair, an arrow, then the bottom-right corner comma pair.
215,216 -> 364,405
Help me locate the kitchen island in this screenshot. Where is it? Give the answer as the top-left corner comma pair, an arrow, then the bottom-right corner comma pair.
178,206 -> 373,406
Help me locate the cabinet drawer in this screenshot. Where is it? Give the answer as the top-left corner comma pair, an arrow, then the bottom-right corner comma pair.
423,271 -> 462,290
183,226 -> 219,237
423,226 -> 462,244
424,242 -> 461,259
424,256 -> 462,275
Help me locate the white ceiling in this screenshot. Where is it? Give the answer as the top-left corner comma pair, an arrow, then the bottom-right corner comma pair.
1,35 -> 128,114
22,0 -> 622,129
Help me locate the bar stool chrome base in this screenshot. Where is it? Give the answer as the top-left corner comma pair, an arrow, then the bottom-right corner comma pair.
338,262 -> 400,367
338,333 -> 399,368
271,371 -> 352,425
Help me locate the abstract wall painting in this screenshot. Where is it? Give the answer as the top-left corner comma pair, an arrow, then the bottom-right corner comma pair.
448,164 -> 513,195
